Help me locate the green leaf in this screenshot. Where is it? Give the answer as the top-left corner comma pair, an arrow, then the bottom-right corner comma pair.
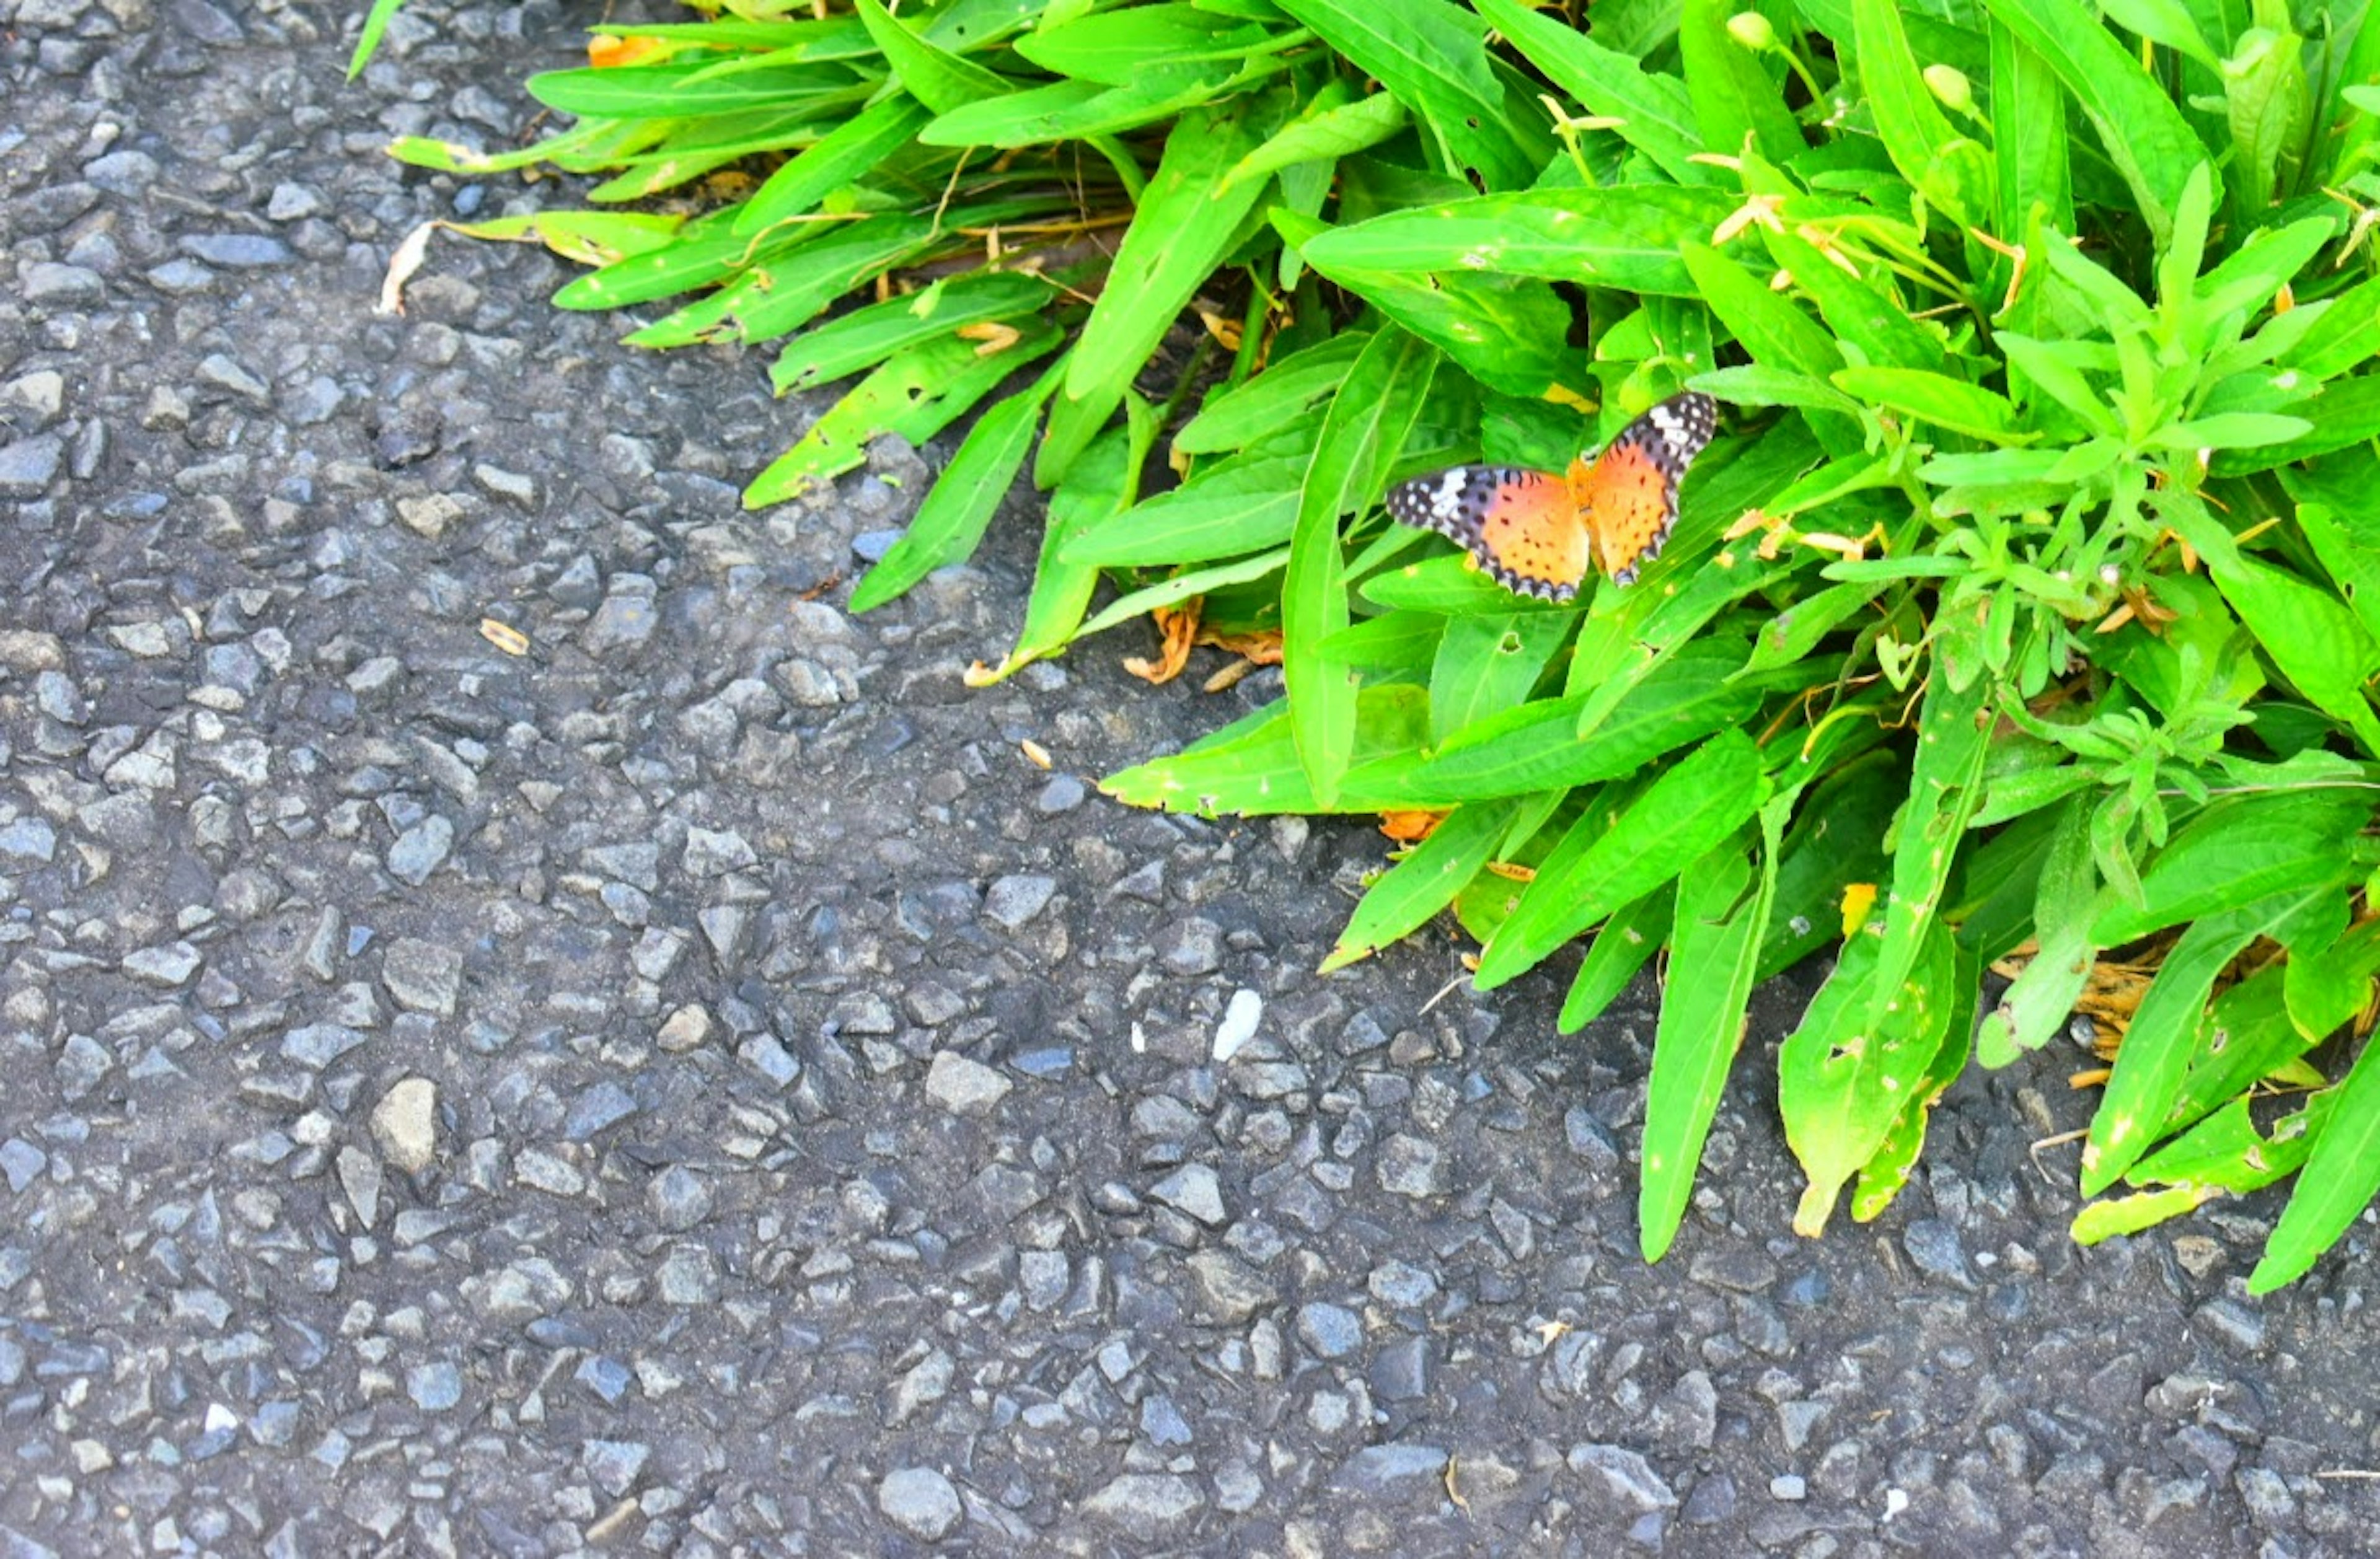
1833,366 -> 2029,442
744,320 -> 1062,506
1916,447 -> 2078,488
2098,0 -> 2221,69
1287,326 -> 1441,804
1360,553 -> 1564,616
2153,159 -> 2215,318
1988,20 -> 2074,258
1344,642 -> 1769,804
2193,216 -> 2337,322
1640,806 -> 1784,1260
1976,794 -> 2094,1065
1560,885 -> 1677,1032
1320,800 -> 1518,972
1866,655 -> 1994,1034
1005,395 -> 1159,670
2327,0 -> 2380,183
1270,0 -> 1545,188
1977,0 -> 2218,245
2207,550 -> 2380,757
1016,3 -> 1289,84
2285,465 -> 2380,647
770,271 -> 1053,393
1848,943 -> 1981,1222
1475,730 -> 1770,989
848,365 -> 1062,612
2252,1038 -> 2380,1290
1759,751 -> 1900,982
1762,450 -> 1898,520
1100,685 -> 1432,814
2210,375 -> 2380,475
1321,608 -> 1446,674
2072,1185 -> 2223,1244
588,17 -> 879,54
347,0 -> 407,77
1677,0 -> 1804,164
1284,232 -> 1587,396
2131,1081 -> 2334,1194
625,214 -> 948,347
1065,450 -> 1310,566
1072,548 -> 1291,644
553,226 -> 791,311
2280,274 -> 2380,380
1781,910 -> 1959,1234
2092,788 -> 2373,945
1588,0 -> 1689,55
1300,186 -> 1735,297
1679,242 -> 1846,380
387,120 -> 644,179
449,209 -> 687,266
734,94 -> 936,237
852,0 -> 1015,112
1742,580 -> 1876,674
921,61 -> 1263,147
1065,94 -> 1285,418
1429,612 -> 1576,744
1175,332 -> 1368,455
2221,17 -> 2312,215
1761,224 -> 1949,371
1853,0 -> 1986,224
569,114 -> 853,196
2036,228 -> 2154,329
2283,916 -> 2380,1043
2145,413 -> 2314,450
527,61 -> 858,118
1471,0 -> 1715,185
2082,892 -> 2314,1195
1222,90 -> 1409,191
1997,333 -> 2120,436
1691,364 -> 1866,418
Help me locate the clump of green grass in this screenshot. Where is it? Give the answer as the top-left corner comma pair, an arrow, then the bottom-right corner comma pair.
384,0 -> 2380,1286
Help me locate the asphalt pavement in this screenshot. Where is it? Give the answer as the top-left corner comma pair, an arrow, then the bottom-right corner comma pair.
3,1 -> 2378,1553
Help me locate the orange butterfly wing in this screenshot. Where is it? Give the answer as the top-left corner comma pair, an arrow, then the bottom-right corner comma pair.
1386,393 -> 1716,598
1384,467 -> 1591,601
1574,439 -> 1678,585
1574,392 -> 1717,586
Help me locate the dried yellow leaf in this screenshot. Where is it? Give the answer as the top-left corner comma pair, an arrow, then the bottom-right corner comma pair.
479,617 -> 530,656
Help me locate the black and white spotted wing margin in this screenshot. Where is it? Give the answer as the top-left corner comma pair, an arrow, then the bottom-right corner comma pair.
1383,463 -> 1587,602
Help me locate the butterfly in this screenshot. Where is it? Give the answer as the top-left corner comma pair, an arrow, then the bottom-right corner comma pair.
1385,391 -> 1719,603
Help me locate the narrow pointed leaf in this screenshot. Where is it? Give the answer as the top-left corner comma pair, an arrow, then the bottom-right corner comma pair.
1977,794 -> 2094,1065
1271,0 -> 1545,188
1640,804 -> 1785,1260
1783,913 -> 1959,1235
1977,0 -> 2216,245
1865,657 -> 1994,1034
2251,1040 -> 2380,1291
1287,326 -> 1441,804
1472,0 -> 1714,185
1476,730 -> 1768,989
849,365 -> 1062,612
2083,890 -> 2326,1196
1320,801 -> 1518,972
1560,885 -> 1677,1032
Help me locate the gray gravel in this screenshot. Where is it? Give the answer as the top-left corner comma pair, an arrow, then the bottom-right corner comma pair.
6,1 -> 2380,1555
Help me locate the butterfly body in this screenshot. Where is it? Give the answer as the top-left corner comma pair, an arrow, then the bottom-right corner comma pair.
1386,391 -> 1719,602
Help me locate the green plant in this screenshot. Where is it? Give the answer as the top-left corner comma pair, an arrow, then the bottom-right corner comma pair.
396,0 -> 2380,1285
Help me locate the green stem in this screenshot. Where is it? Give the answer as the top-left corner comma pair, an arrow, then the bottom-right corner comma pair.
1086,134 -> 1147,203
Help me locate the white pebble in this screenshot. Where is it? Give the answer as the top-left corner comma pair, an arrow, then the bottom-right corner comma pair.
1213,989 -> 1263,1062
